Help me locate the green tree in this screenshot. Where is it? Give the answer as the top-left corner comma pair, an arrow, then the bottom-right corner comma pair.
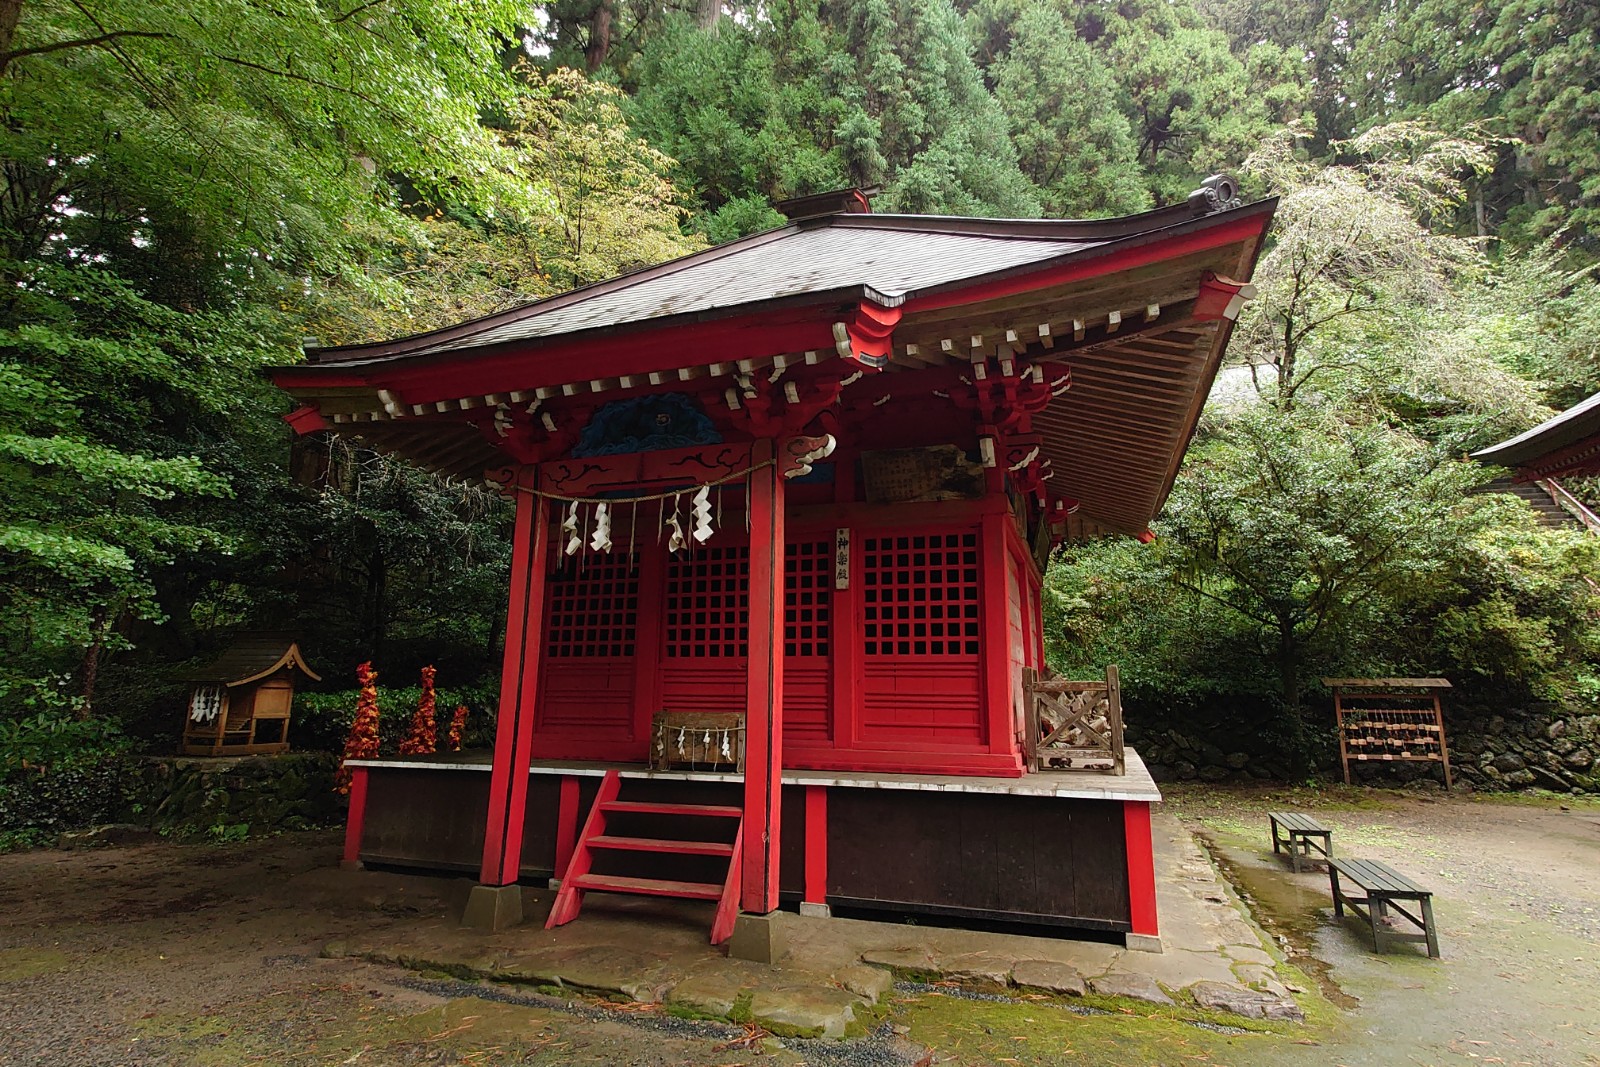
1234,124 -> 1496,411
1048,409 -> 1600,766
970,0 -> 1150,216
0,0 -> 529,713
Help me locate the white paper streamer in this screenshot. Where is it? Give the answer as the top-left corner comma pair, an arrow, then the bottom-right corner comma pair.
589,501 -> 612,552
691,485 -> 713,543
562,500 -> 581,557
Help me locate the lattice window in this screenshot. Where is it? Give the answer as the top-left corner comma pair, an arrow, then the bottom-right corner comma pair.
785,540 -> 832,657
665,547 -> 751,658
862,531 -> 981,656
546,553 -> 639,658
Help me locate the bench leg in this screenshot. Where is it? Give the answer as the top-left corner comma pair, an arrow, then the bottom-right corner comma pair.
1329,867 -> 1343,917
1420,896 -> 1440,959
1290,834 -> 1302,874
1370,897 -> 1388,952
1271,821 -> 1281,856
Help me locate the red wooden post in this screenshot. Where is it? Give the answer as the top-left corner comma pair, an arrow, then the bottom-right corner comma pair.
742,438 -> 785,913
341,766 -> 369,869
803,784 -> 828,913
1123,800 -> 1160,942
980,508 -> 1020,763
554,775 -> 581,881
479,471 -> 552,887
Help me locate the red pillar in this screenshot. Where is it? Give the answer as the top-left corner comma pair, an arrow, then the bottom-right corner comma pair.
803,784 -> 828,909
1124,800 -> 1160,939
980,507 -> 1021,764
341,766 -> 369,869
553,775 -> 581,881
742,439 -> 785,913
479,471 -> 551,886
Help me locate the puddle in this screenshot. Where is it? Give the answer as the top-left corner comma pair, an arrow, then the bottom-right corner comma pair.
1192,828 -> 1359,1010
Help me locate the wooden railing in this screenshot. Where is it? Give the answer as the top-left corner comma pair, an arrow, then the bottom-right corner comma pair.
1023,665 -> 1126,775
1540,478 -> 1600,536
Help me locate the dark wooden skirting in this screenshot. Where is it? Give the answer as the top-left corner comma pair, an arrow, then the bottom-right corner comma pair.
825,788 -> 1131,928
826,896 -> 1131,933
358,767 -> 1132,930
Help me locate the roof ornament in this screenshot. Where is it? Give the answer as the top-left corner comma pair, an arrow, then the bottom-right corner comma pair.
1188,174 -> 1242,215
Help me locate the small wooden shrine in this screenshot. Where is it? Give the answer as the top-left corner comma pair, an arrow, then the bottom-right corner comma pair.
271,179 -> 1276,951
180,633 -> 320,756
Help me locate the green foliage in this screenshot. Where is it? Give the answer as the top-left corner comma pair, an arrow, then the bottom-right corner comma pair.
294,678 -> 499,755
1048,408 -> 1600,767
626,4 -> 1041,220
0,757 -> 149,842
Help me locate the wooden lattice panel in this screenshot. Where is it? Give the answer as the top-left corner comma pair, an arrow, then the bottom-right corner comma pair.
784,540 -> 832,657
1024,665 -> 1126,775
862,531 -> 981,656
545,553 -> 640,659
665,546 -> 751,658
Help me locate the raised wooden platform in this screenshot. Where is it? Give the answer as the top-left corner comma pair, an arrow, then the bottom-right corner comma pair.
343,751 -> 1160,939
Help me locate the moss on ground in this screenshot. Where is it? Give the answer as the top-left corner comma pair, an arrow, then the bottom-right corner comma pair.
889,984 -> 1323,1066
0,946 -> 70,980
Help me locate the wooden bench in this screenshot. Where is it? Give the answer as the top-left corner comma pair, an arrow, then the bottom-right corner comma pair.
1268,811 -> 1333,873
1328,857 -> 1440,958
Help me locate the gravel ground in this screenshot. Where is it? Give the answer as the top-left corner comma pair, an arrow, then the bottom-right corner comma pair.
3,790 -> 1598,1066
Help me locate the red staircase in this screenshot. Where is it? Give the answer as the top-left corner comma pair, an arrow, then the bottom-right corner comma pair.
544,770 -> 744,944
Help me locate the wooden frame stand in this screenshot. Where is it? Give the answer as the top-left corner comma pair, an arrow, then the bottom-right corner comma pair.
1326,678 -> 1452,789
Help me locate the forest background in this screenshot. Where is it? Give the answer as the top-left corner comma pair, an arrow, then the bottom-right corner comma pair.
4,0 -> 1600,826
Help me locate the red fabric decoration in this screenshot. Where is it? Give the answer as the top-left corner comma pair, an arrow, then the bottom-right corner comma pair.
336,662 -> 381,794
399,665 -> 438,756
447,704 -> 469,752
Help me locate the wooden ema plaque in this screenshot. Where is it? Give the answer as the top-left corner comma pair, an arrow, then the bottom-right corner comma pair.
649,711 -> 745,772
1325,678 -> 1453,790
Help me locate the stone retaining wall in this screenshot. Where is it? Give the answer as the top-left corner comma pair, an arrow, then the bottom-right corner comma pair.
1127,703 -> 1600,794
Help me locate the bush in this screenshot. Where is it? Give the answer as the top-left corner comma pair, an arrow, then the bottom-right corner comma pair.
0,757 -> 151,846
293,677 -> 499,754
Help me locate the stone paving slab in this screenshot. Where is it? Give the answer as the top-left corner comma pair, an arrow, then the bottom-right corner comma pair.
323,813 -> 1303,1033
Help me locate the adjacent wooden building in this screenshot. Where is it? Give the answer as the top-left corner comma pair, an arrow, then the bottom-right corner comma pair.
271,180 -> 1276,949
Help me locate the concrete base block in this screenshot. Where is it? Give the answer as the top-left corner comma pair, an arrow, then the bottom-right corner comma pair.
461,884 -> 523,931
798,901 -> 832,918
1125,932 -> 1164,954
727,911 -> 787,964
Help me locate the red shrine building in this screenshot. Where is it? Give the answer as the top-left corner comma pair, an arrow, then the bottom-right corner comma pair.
273,179 -> 1276,952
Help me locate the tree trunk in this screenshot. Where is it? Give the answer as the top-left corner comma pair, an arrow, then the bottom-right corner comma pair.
78,604 -> 110,719
0,0 -> 21,66
696,0 -> 721,31
584,0 -> 612,72
1277,620 -> 1307,772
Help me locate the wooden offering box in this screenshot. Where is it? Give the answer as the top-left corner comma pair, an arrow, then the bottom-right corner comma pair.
650,711 -> 745,772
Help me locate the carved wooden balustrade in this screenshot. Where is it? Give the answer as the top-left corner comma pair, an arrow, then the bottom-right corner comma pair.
1023,665 -> 1125,775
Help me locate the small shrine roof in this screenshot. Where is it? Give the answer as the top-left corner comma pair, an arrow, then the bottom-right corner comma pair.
1471,391 -> 1600,478
181,632 -> 321,687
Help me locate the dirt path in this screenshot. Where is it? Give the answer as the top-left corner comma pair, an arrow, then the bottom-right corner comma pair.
0,833 -> 793,1066
3,790 -> 1598,1066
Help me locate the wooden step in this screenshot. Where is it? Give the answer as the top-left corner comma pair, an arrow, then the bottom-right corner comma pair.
587,834 -> 735,856
572,873 -> 724,900
599,800 -> 743,818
